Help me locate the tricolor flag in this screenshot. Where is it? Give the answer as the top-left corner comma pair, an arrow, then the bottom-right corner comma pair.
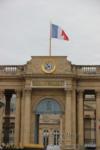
51,24 -> 69,41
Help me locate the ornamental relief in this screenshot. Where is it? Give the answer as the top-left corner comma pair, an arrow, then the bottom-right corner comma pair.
31,79 -> 65,87
31,80 -> 72,91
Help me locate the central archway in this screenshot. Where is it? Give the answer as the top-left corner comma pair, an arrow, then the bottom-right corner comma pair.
34,98 -> 63,146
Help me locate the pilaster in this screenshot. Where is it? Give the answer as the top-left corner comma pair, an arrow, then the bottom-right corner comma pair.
32,112 -> 35,144
0,90 -> 5,145
64,89 -> 72,149
96,91 -> 100,149
23,88 -> 32,145
20,90 -> 25,147
60,115 -> 63,145
77,90 -> 84,147
14,90 -> 21,147
71,89 -> 76,149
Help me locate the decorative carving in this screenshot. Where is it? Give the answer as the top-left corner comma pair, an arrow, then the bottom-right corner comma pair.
41,62 -> 56,73
32,80 -> 64,88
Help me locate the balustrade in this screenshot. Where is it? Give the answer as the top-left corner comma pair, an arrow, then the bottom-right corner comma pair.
0,65 -> 24,74
0,64 -> 100,76
76,65 -> 100,74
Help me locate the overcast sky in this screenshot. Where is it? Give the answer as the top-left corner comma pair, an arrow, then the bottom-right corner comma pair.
0,0 -> 100,65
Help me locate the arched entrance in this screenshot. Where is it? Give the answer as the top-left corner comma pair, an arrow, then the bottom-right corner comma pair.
34,98 -> 63,147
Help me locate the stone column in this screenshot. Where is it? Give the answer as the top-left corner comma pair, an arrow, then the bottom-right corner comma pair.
32,112 -> 35,144
39,128 -> 42,144
0,90 -> 5,145
23,88 -> 31,145
64,89 -> 72,148
72,89 -> 76,149
96,91 -> 100,149
60,115 -> 63,145
20,90 -> 25,147
77,90 -> 84,147
49,129 -> 53,145
14,90 -> 21,147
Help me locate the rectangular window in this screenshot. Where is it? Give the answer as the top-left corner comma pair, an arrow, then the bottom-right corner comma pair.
84,118 -> 96,144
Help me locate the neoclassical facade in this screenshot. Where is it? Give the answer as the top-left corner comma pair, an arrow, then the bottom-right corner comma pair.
0,56 -> 100,150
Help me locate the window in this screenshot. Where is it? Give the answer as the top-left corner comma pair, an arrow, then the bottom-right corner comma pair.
43,130 -> 49,146
84,118 -> 96,144
84,90 -> 96,147
53,130 -> 60,145
10,94 -> 16,113
84,94 -> 95,101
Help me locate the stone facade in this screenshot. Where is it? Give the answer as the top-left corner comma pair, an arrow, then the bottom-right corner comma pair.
0,56 -> 99,149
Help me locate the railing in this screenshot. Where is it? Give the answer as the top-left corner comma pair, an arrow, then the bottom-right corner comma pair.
0,65 -> 24,75
1,64 -> 100,76
74,65 -> 100,75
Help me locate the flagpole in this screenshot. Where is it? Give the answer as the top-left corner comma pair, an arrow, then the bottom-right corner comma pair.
49,23 -> 51,56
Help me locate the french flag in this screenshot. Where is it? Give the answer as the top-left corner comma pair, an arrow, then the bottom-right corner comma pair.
51,24 -> 69,41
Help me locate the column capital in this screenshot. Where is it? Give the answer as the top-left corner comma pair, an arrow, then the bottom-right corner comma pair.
24,87 -> 32,91
65,89 -> 72,99
95,90 -> 100,95
15,89 -> 22,94
24,88 -> 32,97
64,81 -> 72,91
0,90 -> 4,99
15,89 -> 22,99
77,90 -> 84,103
94,90 -> 100,100
77,89 -> 84,93
24,88 -> 31,92
66,89 -> 72,96
15,88 -> 22,92
64,88 -> 72,92
0,89 -> 4,93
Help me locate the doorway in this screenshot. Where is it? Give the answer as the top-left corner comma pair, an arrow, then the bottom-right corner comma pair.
34,98 -> 63,147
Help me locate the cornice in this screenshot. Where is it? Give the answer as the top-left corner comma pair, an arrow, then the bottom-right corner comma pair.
1,72 -> 100,80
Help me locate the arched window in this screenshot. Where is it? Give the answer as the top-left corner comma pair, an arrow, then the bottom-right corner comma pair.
36,98 -> 62,114
53,130 -> 60,145
43,129 -> 49,146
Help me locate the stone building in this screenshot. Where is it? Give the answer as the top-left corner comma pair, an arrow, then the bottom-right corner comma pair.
0,56 -> 99,150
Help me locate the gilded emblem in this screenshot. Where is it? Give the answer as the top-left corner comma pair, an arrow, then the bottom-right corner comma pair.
42,62 -> 56,73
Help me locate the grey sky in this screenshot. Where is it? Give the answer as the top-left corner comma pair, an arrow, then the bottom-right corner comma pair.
0,0 -> 100,65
